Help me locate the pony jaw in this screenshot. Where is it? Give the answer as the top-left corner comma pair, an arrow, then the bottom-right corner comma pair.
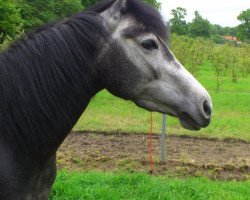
133,81 -> 212,131
134,97 -> 206,131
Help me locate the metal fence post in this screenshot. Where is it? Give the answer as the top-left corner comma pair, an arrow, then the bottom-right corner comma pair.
160,114 -> 167,163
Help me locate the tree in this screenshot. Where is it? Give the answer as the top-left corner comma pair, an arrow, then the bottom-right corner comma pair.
210,26 -> 225,44
188,11 -> 211,38
237,9 -> 250,41
54,0 -> 84,18
223,26 -> 237,36
170,34 -> 213,77
15,0 -> 83,30
211,45 -> 229,91
0,0 -> 23,39
238,50 -> 250,78
211,34 -> 225,44
170,7 -> 188,35
213,24 -> 224,35
80,0 -> 98,9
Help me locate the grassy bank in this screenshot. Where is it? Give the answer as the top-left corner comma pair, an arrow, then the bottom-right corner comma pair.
50,171 -> 250,200
73,66 -> 250,141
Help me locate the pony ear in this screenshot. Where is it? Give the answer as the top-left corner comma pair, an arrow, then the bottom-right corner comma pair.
111,0 -> 127,14
101,0 -> 128,25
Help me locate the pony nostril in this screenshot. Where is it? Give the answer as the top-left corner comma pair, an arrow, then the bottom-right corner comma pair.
203,100 -> 212,118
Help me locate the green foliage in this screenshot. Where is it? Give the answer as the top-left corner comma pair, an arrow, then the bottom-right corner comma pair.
50,171 -> 250,200
0,25 -> 23,51
237,9 -> 250,42
15,0 -> 83,30
169,7 -> 239,42
171,33 -> 249,86
237,44 -> 250,77
211,45 -> 230,91
223,26 -> 237,36
170,34 -> 214,76
211,43 -> 250,89
53,0 -> 84,18
227,47 -> 239,83
81,0 -> 98,9
189,11 -> 211,38
0,0 -> 23,39
211,34 -> 225,44
170,7 -> 188,35
0,35 -> 13,51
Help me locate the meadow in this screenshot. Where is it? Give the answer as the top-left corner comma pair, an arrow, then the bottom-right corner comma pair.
74,64 -> 250,141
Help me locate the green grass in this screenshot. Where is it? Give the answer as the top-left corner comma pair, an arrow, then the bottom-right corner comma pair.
197,66 -> 250,93
50,171 -> 250,200
73,65 -> 250,141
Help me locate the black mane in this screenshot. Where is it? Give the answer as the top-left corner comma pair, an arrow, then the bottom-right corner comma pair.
0,0 -> 168,154
0,12 -> 106,153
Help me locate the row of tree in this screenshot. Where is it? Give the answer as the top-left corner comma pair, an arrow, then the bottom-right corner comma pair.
171,34 -> 250,91
170,7 -> 250,43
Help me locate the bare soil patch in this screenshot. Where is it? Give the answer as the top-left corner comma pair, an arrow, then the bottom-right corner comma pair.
57,131 -> 250,180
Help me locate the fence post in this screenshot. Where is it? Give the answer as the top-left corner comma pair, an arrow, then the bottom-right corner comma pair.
160,114 -> 167,164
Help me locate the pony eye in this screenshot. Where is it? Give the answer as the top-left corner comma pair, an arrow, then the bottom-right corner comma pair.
141,39 -> 158,50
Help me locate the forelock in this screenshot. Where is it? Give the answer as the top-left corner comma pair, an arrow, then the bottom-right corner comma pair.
126,0 -> 168,40
88,0 -> 168,41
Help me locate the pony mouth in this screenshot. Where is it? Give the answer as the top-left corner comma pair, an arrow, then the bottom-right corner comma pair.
178,112 -> 202,131
133,98 -> 203,131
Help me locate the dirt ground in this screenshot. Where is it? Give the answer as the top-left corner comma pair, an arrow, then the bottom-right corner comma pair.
57,131 -> 250,181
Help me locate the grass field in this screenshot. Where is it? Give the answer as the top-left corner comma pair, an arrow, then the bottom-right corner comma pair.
74,64 -> 250,141
50,171 -> 250,200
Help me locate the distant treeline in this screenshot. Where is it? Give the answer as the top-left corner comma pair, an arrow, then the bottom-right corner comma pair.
170,7 -> 250,43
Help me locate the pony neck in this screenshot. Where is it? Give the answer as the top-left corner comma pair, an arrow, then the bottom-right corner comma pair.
0,15 -> 105,157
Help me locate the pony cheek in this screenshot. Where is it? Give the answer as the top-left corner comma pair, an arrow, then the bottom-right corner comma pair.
104,76 -> 140,101
99,55 -> 146,100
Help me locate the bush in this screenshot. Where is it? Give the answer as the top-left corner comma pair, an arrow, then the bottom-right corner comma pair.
0,0 -> 23,40
15,0 -> 83,31
170,34 -> 214,76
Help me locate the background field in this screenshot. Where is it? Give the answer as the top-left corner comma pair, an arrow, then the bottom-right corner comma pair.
74,64 -> 250,141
